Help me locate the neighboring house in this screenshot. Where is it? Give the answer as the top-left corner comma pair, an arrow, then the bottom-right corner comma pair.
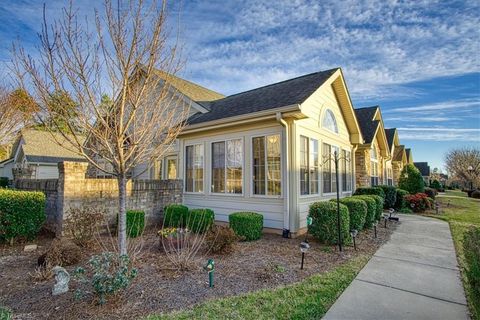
0,129 -> 86,179
405,148 -> 414,164
354,106 -> 390,188
384,128 -> 408,186
414,162 -> 431,185
156,68 -> 364,235
392,144 -> 408,185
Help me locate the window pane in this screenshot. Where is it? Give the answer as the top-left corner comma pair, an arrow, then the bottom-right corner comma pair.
332,146 -> 339,193
150,159 -> 162,180
185,146 -> 194,192
300,136 -> 309,195
253,137 -> 265,195
167,158 -> 176,179
310,139 -> 318,194
226,139 -> 243,194
342,150 -> 347,191
212,141 -> 225,193
267,135 -> 281,195
323,143 -> 331,193
322,109 -> 339,133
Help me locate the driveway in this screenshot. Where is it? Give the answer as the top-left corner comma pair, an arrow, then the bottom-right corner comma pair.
323,214 -> 470,320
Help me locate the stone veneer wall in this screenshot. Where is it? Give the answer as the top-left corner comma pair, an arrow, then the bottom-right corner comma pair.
355,148 -> 371,188
392,161 -> 404,187
15,161 -> 183,234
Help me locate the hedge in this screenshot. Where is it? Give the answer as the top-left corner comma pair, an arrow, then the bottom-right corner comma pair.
0,189 -> 46,243
367,195 -> 384,221
163,204 -> 189,227
352,195 -> 376,229
229,212 -> 263,241
395,189 -> 409,210
354,187 -> 386,201
187,208 -> 215,233
308,201 -> 350,245
126,210 -> 145,238
378,185 -> 397,209
335,197 -> 367,232
463,226 -> 480,311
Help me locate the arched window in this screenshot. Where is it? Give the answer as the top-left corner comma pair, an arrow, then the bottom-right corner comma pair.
322,109 -> 338,133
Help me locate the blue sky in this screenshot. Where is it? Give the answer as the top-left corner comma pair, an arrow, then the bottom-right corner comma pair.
1,0 -> 479,171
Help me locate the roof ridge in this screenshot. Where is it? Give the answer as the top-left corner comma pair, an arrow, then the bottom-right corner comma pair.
356,105 -> 379,111
218,68 -> 340,100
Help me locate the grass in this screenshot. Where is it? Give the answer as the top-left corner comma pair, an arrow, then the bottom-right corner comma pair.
430,190 -> 480,320
0,306 -> 12,320
147,255 -> 370,320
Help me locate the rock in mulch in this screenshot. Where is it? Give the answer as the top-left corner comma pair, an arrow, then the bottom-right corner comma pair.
23,244 -> 38,252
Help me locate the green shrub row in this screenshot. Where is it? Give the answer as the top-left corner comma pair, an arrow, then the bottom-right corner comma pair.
308,201 -> 350,245
463,226 -> 480,312
395,189 -> 409,210
126,210 -> 145,238
229,212 -> 263,241
351,195 -> 377,228
378,185 -> 397,209
354,187 -> 385,200
0,189 -> 46,243
163,204 -> 214,233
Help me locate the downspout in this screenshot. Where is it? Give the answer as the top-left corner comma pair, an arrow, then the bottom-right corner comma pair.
276,112 -> 290,236
352,144 -> 358,192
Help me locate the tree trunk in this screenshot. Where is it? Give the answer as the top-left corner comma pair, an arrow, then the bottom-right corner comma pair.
117,174 -> 127,256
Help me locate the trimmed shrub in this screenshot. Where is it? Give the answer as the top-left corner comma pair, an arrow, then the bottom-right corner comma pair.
472,190 -> 480,199
0,189 -> 46,243
354,187 -> 386,201
395,189 -> 409,210
336,197 -> 367,231
404,193 -> 430,212
229,212 -> 263,241
424,187 -> 437,200
126,210 -> 145,238
163,204 -> 189,227
399,164 -> 425,194
352,195 -> 376,229
463,227 -> 480,308
38,237 -> 83,267
0,177 -> 8,188
367,195 -> 384,221
308,201 -> 350,245
205,225 -> 239,253
379,185 -> 397,209
186,209 -> 215,233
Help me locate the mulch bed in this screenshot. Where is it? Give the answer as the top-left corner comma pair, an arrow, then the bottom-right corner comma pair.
0,221 -> 397,320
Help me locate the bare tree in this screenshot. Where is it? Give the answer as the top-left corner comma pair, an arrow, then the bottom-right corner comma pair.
445,147 -> 480,188
12,0 -> 188,255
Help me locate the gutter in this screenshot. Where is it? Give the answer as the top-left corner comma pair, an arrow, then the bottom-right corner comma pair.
276,112 -> 290,236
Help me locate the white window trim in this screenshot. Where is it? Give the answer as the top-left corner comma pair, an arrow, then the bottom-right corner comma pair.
210,138 -> 245,196
321,108 -> 339,134
299,135 -> 320,198
250,133 -> 283,199
341,149 -> 353,194
184,143 -> 205,194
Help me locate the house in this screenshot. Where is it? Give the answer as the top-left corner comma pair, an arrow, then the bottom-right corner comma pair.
406,148 -> 414,164
354,106 -> 390,188
384,128 -> 408,186
0,129 -> 86,180
144,68 -> 364,235
392,144 -> 408,185
414,162 -> 431,185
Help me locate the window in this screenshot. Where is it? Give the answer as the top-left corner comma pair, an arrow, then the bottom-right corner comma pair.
150,159 -> 163,179
167,157 -> 177,179
253,134 -> 281,196
211,139 -> 243,194
185,144 -> 204,192
342,150 -> 352,192
323,143 -> 338,193
322,109 -> 338,133
300,136 -> 319,195
387,167 -> 393,186
370,146 -> 379,186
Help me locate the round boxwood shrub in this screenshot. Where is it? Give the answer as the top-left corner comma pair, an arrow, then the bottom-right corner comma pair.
354,187 -> 386,201
229,212 -> 263,241
352,195 -> 376,229
366,195 -> 384,221
187,208 -> 215,233
335,197 -> 367,232
0,189 -> 46,243
163,204 -> 189,227
395,189 -> 409,210
308,201 -> 350,245
126,210 -> 145,238
379,185 -> 397,209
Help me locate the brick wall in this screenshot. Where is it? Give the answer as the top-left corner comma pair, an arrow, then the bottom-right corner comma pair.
15,161 -> 183,234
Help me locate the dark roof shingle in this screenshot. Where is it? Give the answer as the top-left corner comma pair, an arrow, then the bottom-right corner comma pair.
354,106 -> 379,144
414,162 -> 430,176
187,68 -> 339,125
385,128 -> 396,150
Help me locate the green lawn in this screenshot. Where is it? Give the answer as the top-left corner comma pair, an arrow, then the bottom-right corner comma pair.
433,191 -> 480,320
147,255 -> 370,320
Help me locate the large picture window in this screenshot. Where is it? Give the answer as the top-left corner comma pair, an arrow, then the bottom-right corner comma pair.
253,134 -> 281,196
211,139 -> 243,194
342,150 -> 352,192
300,136 -> 319,195
323,143 -> 338,193
370,146 -> 379,186
185,144 -> 204,192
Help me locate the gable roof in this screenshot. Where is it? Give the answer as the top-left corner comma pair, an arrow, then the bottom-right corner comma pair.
13,129 -> 86,164
393,145 -> 406,162
406,148 -> 413,163
154,70 -> 224,102
385,128 -> 397,151
187,68 -> 339,125
414,162 -> 430,176
354,107 -> 380,144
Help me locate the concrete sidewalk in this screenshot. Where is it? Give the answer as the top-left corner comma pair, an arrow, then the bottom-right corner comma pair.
323,214 -> 470,320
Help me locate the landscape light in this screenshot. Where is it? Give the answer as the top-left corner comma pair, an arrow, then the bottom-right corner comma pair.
300,241 -> 310,270
350,229 -> 358,250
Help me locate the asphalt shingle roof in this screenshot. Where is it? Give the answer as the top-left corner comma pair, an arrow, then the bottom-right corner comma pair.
354,106 -> 380,144
385,128 -> 396,151
393,145 -> 405,161
414,162 -> 430,176
187,68 -> 339,125
406,148 -> 412,162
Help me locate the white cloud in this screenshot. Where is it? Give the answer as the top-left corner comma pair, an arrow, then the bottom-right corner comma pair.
386,99 -> 480,113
